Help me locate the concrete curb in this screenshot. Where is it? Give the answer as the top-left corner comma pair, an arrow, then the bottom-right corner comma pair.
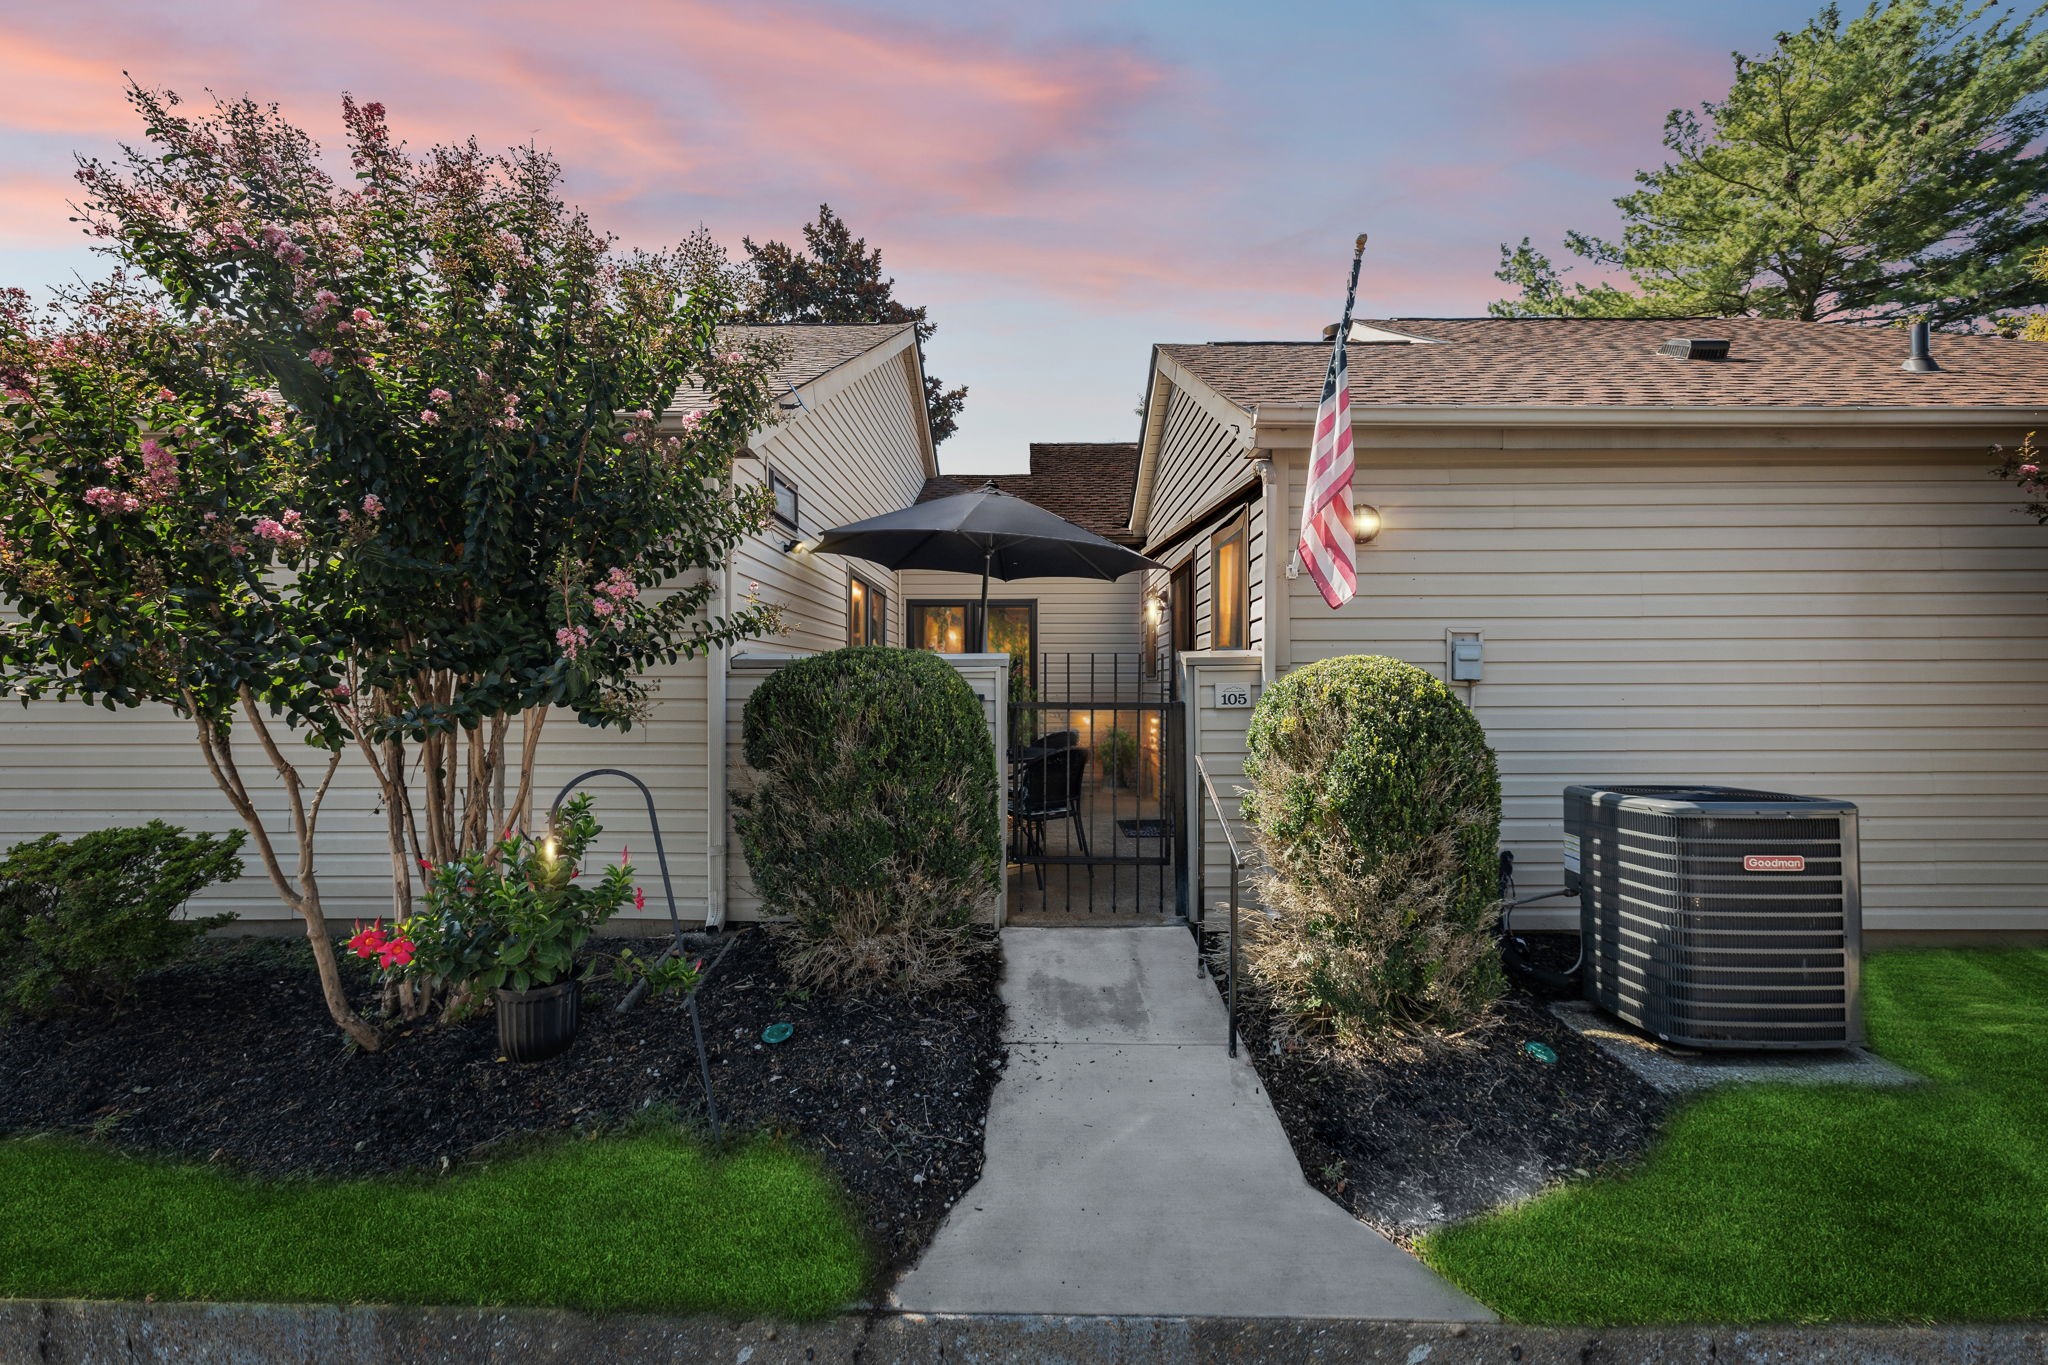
4,1302 -> 2045,1364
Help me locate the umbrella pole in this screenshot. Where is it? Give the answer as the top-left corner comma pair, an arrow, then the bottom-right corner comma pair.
977,546 -> 992,653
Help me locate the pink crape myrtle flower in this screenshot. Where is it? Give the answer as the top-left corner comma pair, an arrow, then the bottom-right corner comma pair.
634,409 -> 654,422
254,509 -> 306,551
421,409 -> 440,425
360,493 -> 385,517
556,624 -> 590,660
308,348 -> 334,367
429,388 -> 452,404
84,486 -> 141,515
137,438 -> 179,502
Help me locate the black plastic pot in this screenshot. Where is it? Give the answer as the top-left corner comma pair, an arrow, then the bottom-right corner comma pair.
495,978 -> 580,1062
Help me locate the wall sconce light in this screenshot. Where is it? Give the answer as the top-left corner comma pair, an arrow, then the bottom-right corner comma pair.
1144,590 -> 1166,622
782,536 -> 813,555
1353,504 -> 1383,544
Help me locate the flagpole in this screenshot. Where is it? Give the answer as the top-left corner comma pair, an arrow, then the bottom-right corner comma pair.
1290,233 -> 1368,579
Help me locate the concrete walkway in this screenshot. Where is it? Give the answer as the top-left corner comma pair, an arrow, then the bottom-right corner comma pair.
891,926 -> 1492,1320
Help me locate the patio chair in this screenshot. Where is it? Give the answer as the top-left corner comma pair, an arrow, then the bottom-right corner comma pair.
1010,747 -> 1091,890
1009,729 -> 1080,764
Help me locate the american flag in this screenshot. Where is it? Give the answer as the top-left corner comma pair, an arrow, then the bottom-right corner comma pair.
1297,236 -> 1367,610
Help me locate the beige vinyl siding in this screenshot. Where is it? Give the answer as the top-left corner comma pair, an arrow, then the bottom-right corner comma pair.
1159,492 -> 1265,657
0,700 -> 394,922
528,647 -> 711,926
0,625 -> 714,927
1265,441 -> 2048,935
734,347 -> 931,654
1181,653 -> 1264,921
1145,385 -> 1251,547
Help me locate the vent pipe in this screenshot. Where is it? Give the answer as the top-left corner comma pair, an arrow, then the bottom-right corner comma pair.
1902,320 -> 1940,373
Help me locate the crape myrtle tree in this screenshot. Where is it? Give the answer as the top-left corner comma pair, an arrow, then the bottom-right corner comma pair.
0,277 -> 384,1043
1492,0 -> 2048,327
2,85 -> 782,1044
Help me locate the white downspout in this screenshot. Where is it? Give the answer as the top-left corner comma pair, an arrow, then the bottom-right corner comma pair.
1257,452 -> 1287,684
704,560 -> 733,929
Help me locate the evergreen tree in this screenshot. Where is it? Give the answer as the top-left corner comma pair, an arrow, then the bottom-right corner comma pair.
743,205 -> 967,443
1493,0 -> 2048,327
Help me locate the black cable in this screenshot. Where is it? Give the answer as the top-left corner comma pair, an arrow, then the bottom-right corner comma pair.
1496,849 -> 1583,990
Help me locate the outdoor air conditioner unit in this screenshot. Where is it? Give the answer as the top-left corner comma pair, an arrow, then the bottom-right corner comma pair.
1563,784 -> 1862,1051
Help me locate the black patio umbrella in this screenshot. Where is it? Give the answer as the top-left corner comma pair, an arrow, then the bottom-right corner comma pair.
812,482 -> 1159,651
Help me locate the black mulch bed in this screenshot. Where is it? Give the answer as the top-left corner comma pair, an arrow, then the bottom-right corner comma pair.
0,927 -> 1006,1278
1211,931 -> 1669,1245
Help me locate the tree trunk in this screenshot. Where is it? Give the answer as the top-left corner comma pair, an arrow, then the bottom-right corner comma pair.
185,695 -> 382,1050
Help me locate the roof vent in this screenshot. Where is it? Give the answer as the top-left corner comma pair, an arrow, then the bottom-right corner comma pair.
1657,337 -> 1731,360
1902,320 -> 1940,373
1321,322 -> 1440,344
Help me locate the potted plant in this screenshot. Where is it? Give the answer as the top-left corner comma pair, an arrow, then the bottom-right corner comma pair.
1100,725 -> 1139,789
350,795 -> 636,1060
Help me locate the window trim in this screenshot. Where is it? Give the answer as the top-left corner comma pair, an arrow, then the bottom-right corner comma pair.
1168,559 -> 1196,657
1209,511 -> 1249,651
908,598 -> 1037,667
847,572 -> 887,648
767,467 -> 801,531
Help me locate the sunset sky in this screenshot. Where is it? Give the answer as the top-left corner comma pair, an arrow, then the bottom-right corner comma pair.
1,0 -> 1829,473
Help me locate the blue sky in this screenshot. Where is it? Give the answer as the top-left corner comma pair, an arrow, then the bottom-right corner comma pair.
0,0 -> 1838,471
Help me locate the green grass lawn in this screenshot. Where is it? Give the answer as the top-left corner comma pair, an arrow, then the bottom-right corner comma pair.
1421,949 -> 2048,1325
0,1127 -> 867,1316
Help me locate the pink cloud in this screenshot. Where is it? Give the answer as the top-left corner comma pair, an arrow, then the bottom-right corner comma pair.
0,173 -> 93,246
0,30 -> 137,138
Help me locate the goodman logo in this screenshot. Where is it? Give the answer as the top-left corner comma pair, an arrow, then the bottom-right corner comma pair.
1744,854 -> 1806,873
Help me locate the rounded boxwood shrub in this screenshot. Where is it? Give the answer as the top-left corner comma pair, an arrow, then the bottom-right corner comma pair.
1241,655 -> 1502,1040
734,646 -> 999,991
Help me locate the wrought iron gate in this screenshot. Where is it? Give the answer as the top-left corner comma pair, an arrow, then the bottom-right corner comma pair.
1006,653 -> 1186,920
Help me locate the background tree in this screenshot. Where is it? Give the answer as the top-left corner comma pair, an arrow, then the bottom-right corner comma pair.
5,85 -> 783,1040
1492,0 -> 2048,327
743,205 -> 967,443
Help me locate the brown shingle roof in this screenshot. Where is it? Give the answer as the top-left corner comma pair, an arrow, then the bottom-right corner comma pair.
919,442 -> 1141,541
665,322 -> 913,414
1160,317 -> 2048,411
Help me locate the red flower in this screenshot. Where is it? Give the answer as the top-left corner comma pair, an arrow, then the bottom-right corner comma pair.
377,936 -> 416,969
634,886 -> 646,911
346,920 -> 388,959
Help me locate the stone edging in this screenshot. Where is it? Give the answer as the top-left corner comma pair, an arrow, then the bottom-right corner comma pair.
5,1301 -> 2045,1364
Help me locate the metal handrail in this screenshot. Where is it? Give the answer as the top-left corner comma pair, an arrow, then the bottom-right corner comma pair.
1193,755 -> 1248,1056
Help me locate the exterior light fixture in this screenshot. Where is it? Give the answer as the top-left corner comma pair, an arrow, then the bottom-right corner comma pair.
1144,590 -> 1166,622
782,536 -> 813,555
1353,504 -> 1382,543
